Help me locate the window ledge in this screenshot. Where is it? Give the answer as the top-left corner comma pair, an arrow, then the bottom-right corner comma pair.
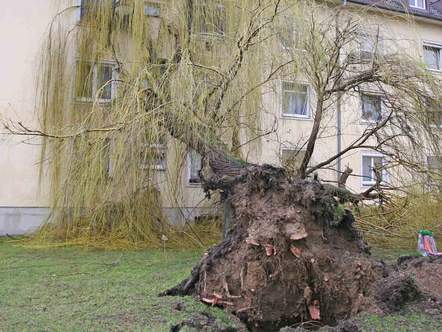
359,120 -> 383,125
282,114 -> 312,121
140,165 -> 166,171
426,68 -> 442,74
192,33 -> 225,40
74,98 -> 113,105
186,182 -> 202,188
429,124 -> 442,129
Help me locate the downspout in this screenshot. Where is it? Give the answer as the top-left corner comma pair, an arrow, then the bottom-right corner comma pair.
336,0 -> 347,182
337,92 -> 342,181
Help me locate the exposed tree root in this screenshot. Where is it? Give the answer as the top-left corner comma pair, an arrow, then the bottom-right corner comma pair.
162,162 -> 442,331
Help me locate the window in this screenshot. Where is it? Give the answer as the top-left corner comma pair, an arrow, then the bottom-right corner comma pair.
80,0 -> 93,19
194,2 -> 226,36
429,110 -> 442,127
281,149 -> 305,168
360,33 -> 374,60
427,156 -> 441,173
423,44 -> 441,71
409,0 -> 426,10
141,134 -> 167,171
102,138 -> 113,178
359,33 -> 382,61
282,82 -> 310,118
80,0 -> 108,20
362,154 -> 386,185
188,150 -> 202,184
361,94 -> 383,122
141,145 -> 166,171
75,61 -> 115,102
427,155 -> 441,189
145,2 -> 161,17
278,23 -> 295,50
426,99 -> 442,127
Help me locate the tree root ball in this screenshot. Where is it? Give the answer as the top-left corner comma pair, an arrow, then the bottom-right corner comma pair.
162,165 -> 442,331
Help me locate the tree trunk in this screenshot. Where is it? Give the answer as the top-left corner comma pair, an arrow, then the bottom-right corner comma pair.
299,97 -> 324,178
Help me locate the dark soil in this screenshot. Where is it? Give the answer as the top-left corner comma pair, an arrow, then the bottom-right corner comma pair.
170,312 -> 239,332
163,164 -> 442,331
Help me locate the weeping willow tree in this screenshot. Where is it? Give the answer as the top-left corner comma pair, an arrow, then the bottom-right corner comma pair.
5,0 -> 439,248
26,0 -> 291,248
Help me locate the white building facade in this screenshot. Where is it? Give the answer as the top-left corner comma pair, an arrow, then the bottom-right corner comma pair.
0,0 -> 441,235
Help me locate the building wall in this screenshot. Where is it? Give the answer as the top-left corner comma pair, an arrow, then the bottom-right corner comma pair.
0,1 -> 59,234
0,1 -> 440,234
256,4 -> 442,194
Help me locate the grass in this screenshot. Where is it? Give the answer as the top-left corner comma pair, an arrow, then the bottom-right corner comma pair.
357,310 -> 442,332
0,238 -> 237,331
0,238 -> 440,332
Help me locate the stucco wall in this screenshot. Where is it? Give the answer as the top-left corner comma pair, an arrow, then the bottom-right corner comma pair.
0,1 -> 440,234
0,1 -> 75,233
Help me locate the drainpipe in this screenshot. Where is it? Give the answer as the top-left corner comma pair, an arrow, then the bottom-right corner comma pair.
337,93 -> 342,182
336,1 -> 347,181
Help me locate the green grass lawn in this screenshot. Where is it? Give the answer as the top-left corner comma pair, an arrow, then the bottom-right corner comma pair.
0,238 -> 440,332
0,239 -> 237,331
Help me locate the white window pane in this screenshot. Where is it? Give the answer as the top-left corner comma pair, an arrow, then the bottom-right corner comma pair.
409,0 -> 425,9
97,64 -> 113,100
141,132 -> 167,170
362,156 -> 372,182
189,150 -> 202,183
360,35 -> 373,53
283,82 -> 309,116
76,62 -> 93,98
279,24 -> 294,49
373,156 -> 384,181
153,148 -> 166,170
362,155 -> 385,184
427,156 -> 441,172
424,46 -> 440,70
361,94 -> 382,122
281,149 -> 305,168
195,4 -> 225,35
145,3 -> 160,17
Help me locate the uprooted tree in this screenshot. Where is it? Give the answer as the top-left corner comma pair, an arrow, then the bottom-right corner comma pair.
2,0 -> 442,329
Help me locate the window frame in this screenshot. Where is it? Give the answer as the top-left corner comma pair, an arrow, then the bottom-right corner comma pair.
281,81 -> 311,119
427,155 -> 441,173
358,31 -> 383,62
423,41 -> 442,72
74,60 -> 117,104
278,22 -> 297,51
409,0 -> 426,10
361,153 -> 387,187
193,2 -> 226,38
280,148 -> 307,167
426,155 -> 442,190
144,2 -> 161,17
360,92 -> 385,124
140,142 -> 167,171
425,99 -> 442,128
187,150 -> 203,186
359,32 -> 375,61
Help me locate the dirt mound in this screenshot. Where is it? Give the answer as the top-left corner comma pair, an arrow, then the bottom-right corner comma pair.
163,165 -> 442,331
396,256 -> 442,299
374,273 -> 421,313
164,166 -> 386,330
170,311 -> 240,332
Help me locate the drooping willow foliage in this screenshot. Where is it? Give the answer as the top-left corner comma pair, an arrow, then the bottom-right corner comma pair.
33,0 -> 441,248
34,0 -> 305,248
